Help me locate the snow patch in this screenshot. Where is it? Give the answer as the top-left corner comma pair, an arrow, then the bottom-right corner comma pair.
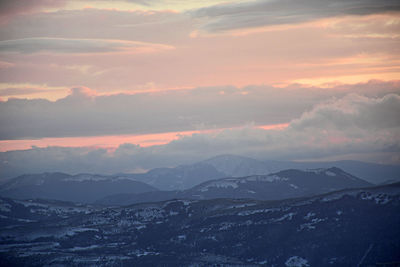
69,245 -> 99,251
244,175 -> 289,183
285,256 -> 310,267
304,212 -> 315,220
0,203 -> 11,212
289,183 -> 299,189
271,212 -> 296,222
200,180 -> 239,192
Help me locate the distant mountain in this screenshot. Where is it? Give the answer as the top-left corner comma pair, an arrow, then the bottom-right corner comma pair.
201,154 -> 272,177
0,173 -> 158,203
97,167 -> 372,206
129,162 -> 226,190
201,154 -> 400,184
1,183 -> 399,266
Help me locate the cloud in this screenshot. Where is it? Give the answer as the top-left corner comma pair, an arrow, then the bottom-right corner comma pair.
0,0 -> 67,20
0,81 -> 399,140
0,87 -> 50,96
0,8 -> 191,44
191,0 -> 400,32
290,93 -> 400,131
0,92 -> 399,179
0,37 -> 173,54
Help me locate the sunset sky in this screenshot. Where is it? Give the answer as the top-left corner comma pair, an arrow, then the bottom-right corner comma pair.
0,0 -> 399,178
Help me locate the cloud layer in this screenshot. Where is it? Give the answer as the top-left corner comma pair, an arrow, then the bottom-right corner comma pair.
0,92 -> 399,179
1,81 -> 399,140
193,0 -> 400,32
0,38 -> 173,54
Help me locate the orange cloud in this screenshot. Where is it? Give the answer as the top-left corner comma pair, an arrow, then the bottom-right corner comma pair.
0,123 -> 289,152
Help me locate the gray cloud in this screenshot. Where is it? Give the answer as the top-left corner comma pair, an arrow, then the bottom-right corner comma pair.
0,8 -> 191,45
0,0 -> 66,20
290,93 -> 400,131
0,92 -> 399,179
0,37 -> 173,54
0,81 -> 399,140
191,0 -> 400,32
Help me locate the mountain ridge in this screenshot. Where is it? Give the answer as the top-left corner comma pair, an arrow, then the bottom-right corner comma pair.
97,167 -> 372,206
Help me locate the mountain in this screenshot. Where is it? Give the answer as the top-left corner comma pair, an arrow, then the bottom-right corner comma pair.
97,167 -> 372,206
0,173 -> 158,203
187,167 -> 372,200
1,183 -> 399,266
201,154 -> 400,184
129,162 -> 226,190
201,154 -> 272,177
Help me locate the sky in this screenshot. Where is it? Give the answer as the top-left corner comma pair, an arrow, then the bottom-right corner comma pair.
0,0 -> 399,178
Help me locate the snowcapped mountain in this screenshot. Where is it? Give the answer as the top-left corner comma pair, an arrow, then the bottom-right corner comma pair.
188,167 -> 372,199
97,167 -> 372,206
200,154 -> 400,184
0,173 -> 158,203
1,183 -> 399,266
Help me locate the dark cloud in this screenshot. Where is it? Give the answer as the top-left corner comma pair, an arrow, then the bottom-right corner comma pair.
191,0 -> 400,32
0,0 -> 66,21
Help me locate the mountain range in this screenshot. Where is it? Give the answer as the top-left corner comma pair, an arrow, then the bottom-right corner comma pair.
0,166 -> 373,206
98,167 -> 372,206
2,155 -> 399,193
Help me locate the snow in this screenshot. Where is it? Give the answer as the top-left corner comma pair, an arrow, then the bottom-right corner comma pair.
307,168 -> 337,177
69,245 -> 99,251
200,180 -> 239,192
58,227 -> 99,237
285,256 -> 310,267
227,203 -> 257,209
298,217 -> 326,231
0,203 -> 11,212
63,174 -> 107,182
271,212 -> 296,222
199,173 -> 291,192
304,212 -> 315,220
289,183 -> 299,189
244,175 -> 289,182
135,208 -> 165,221
178,234 -> 186,240
360,192 -> 392,204
237,207 -> 283,216
306,168 -> 325,175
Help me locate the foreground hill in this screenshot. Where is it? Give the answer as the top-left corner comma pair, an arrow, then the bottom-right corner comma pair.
98,167 -> 372,206
0,173 -> 158,203
1,183 -> 399,266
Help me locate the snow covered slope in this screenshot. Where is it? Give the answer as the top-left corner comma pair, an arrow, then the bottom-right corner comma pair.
1,183 -> 399,266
